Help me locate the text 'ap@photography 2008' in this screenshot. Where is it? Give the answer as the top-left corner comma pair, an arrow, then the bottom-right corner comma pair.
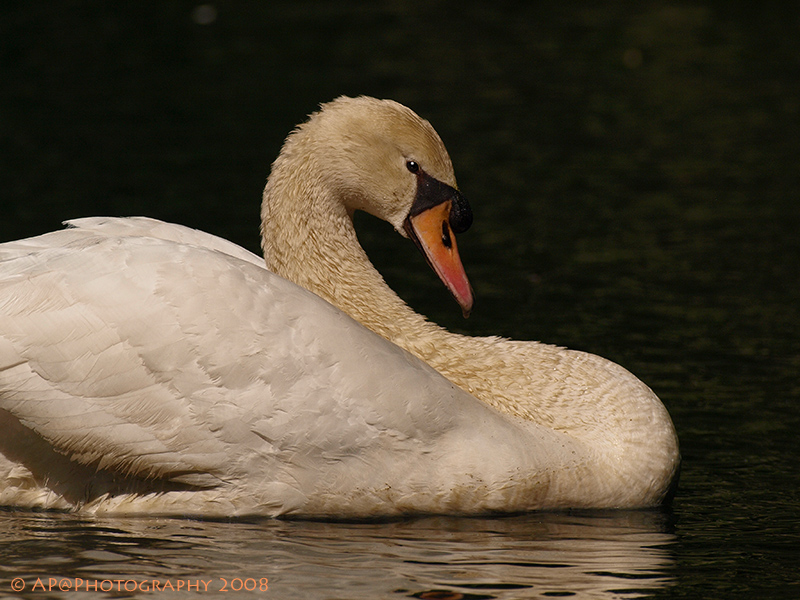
8,576 -> 269,593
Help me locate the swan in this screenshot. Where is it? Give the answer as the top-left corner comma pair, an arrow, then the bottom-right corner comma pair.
0,96 -> 679,518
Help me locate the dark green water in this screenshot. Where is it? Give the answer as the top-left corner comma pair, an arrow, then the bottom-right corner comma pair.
1,2 -> 799,598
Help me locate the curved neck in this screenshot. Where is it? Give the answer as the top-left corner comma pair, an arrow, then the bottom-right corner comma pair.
259,150 -> 679,507
261,163 -> 573,421
261,149 -> 448,357
259,157 -> 582,418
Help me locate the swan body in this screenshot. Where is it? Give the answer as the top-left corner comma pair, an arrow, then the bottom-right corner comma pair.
0,97 -> 679,517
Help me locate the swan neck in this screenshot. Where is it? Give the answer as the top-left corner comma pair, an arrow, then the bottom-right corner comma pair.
259,137 -> 680,508
261,160 -> 435,346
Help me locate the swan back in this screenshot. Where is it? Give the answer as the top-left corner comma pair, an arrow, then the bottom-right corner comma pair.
0,220 -> 597,516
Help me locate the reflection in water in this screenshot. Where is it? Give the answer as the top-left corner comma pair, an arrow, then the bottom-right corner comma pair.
0,510 -> 675,599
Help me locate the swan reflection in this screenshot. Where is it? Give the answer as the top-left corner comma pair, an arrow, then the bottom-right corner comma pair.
0,509 -> 675,599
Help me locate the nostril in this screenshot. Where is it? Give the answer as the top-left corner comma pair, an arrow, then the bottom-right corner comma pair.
441,222 -> 452,248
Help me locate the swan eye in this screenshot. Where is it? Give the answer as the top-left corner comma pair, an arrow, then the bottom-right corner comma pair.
406,160 -> 420,174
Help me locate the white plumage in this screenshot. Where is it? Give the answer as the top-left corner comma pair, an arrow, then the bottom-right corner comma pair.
0,97 -> 679,517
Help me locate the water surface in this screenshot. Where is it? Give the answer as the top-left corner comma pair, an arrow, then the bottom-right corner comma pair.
0,510 -> 677,599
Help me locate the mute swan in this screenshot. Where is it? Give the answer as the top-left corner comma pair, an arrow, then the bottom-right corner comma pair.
0,97 -> 679,518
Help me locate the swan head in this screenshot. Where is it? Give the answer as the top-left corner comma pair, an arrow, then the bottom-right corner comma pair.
283,96 -> 474,315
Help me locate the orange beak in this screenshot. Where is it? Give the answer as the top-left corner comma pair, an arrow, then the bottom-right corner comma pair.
404,200 -> 474,317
